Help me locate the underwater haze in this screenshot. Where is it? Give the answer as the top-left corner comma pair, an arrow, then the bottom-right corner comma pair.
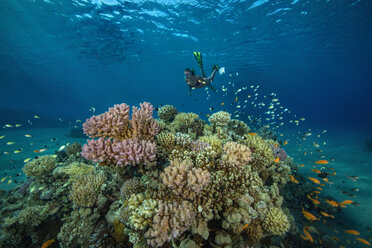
1,0 -> 372,247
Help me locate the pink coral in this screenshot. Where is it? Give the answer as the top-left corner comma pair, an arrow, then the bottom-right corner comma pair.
81,138 -> 156,166
83,103 -> 130,139
112,139 -> 156,166
161,160 -> 210,200
82,102 -> 159,141
145,201 -> 195,247
81,102 -> 159,167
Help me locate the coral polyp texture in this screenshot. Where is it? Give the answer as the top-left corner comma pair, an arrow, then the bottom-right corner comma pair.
5,102 -> 298,248
81,102 -> 159,167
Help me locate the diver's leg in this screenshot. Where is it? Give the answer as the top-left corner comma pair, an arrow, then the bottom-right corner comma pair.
208,67 -> 219,81
194,52 -> 206,77
189,86 -> 192,96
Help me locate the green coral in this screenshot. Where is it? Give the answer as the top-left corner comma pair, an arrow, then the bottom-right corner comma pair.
70,173 -> 106,207
22,155 -> 57,177
208,111 -> 231,126
158,105 -> 178,122
199,135 -> 223,156
241,134 -> 275,172
262,206 -> 290,235
18,205 -> 50,226
53,162 -> 95,179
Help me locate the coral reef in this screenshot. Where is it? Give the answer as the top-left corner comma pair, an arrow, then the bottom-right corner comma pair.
208,111 -> 231,126
161,159 -> 210,200
1,101 -> 307,248
262,206 -> 290,235
157,105 -> 178,122
70,173 -> 106,208
22,155 -> 57,177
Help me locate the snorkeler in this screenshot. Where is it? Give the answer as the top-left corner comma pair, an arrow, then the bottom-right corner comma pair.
184,52 -> 219,96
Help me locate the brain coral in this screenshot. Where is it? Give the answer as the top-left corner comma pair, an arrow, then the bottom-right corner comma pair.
22,155 -> 57,177
262,206 -> 290,235
208,111 -> 231,126
157,105 -> 178,122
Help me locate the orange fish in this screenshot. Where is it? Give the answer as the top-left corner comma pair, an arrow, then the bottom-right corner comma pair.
274,157 -> 280,163
235,97 -> 238,102
331,172 -> 337,176
330,236 -> 340,241
248,132 -> 256,136
302,209 -> 317,221
311,199 -> 320,205
34,149 -> 47,153
298,164 -> 305,167
320,211 -> 335,218
308,177 -> 320,184
344,229 -> 360,235
326,199 -> 339,207
274,144 -> 278,148
313,191 -> 321,194
220,102 -> 224,106
242,223 -> 249,230
206,114 -> 210,117
290,175 -> 299,184
315,160 -> 329,164
340,200 -> 353,205
316,187 -> 323,191
304,229 -> 313,243
356,238 -> 371,246
312,169 -> 322,174
323,178 -> 329,182
283,140 -> 288,145
41,239 -> 55,248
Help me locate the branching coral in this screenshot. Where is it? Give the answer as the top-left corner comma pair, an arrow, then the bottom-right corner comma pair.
157,132 -> 176,154
145,200 -> 195,247
161,160 -> 210,200
81,102 -> 159,168
81,138 -> 156,167
22,155 -> 57,177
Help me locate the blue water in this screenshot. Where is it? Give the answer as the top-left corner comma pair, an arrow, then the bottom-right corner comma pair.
1,0 -> 372,247
1,0 -> 372,129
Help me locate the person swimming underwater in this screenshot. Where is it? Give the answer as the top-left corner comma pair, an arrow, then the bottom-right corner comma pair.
184,52 -> 219,96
